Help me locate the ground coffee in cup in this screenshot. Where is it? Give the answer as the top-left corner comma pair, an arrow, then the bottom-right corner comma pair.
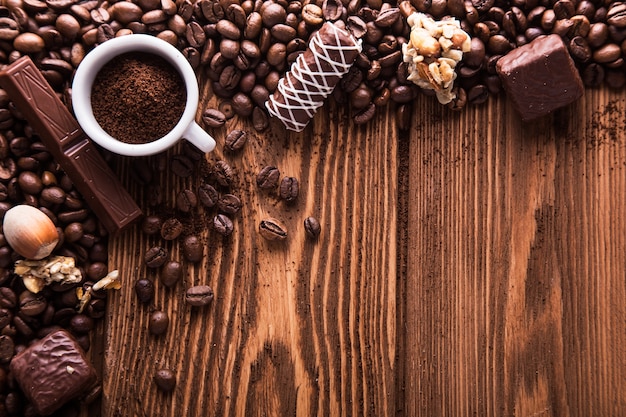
91,52 -> 186,144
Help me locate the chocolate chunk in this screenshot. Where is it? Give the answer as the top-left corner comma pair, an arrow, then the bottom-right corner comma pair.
10,329 -> 97,416
496,34 -> 584,121
0,56 -> 142,234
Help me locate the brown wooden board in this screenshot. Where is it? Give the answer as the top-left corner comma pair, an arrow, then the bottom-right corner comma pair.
104,85 -> 625,416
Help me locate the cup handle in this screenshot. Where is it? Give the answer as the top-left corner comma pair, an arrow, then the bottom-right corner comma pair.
183,121 -> 216,153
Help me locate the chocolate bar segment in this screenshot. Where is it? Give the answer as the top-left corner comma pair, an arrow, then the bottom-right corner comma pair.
266,22 -> 362,132
496,34 -> 584,121
0,56 -> 141,234
10,330 -> 97,416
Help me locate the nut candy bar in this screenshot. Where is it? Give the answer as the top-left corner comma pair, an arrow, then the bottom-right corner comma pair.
266,21 -> 362,132
10,330 -> 98,416
496,34 -> 584,121
0,56 -> 142,234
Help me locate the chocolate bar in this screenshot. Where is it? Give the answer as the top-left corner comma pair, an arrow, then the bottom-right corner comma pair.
266,22 -> 362,132
496,34 -> 584,121
0,56 -> 142,234
10,330 -> 98,416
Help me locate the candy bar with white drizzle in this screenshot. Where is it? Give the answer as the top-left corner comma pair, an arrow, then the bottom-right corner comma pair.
266,21 -> 362,132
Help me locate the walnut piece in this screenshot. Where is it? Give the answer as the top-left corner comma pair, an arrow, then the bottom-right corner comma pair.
402,12 -> 471,104
14,256 -> 82,293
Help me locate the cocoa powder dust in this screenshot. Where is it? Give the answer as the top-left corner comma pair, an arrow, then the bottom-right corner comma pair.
91,52 -> 187,144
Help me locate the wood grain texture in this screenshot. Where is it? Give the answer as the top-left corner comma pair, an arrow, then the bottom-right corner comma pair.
103,82 -> 625,416
404,90 -> 626,416
103,86 -> 398,416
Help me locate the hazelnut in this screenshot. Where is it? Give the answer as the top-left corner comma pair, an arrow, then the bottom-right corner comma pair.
3,205 -> 59,260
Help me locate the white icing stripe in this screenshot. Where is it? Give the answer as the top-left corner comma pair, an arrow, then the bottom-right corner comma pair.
266,22 -> 362,132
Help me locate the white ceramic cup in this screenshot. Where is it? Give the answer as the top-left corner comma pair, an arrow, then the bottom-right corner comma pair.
72,34 -> 216,157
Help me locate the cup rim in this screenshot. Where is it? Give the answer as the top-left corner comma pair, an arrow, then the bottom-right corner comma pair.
72,34 -> 199,157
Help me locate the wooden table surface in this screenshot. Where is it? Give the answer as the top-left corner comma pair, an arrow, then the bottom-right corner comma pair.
100,82 -> 625,416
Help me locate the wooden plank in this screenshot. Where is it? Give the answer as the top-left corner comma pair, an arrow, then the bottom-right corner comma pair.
404,90 -> 626,416
103,89 -> 399,416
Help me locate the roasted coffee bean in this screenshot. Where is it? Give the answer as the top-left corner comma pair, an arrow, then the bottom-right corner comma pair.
0,308 -> 12,329
182,235 -> 203,263
217,193 -> 242,215
86,298 -> 106,319
593,43 -> 621,63
259,217 -> 288,241
19,291 -> 47,316
467,84 -> 489,105
135,278 -> 155,304
149,310 -> 169,335
353,102 -> 376,124
161,218 -> 183,240
170,154 -> 195,177
218,101 -> 235,119
396,104 -> 411,131
154,368 -> 176,392
262,2 -> 287,26
279,177 -> 299,202
304,216 -> 322,239
198,183 -> 219,207
252,107 -> 269,131
569,36 -> 592,62
145,246 -> 168,268
0,335 -> 14,363
213,213 -> 234,236
160,261 -> 182,288
142,215 -> 163,235
231,92 -> 254,117
185,285 -> 214,307
64,222 -> 83,242
17,170 -> 42,194
14,314 -> 35,338
213,160 -> 234,187
225,129 -> 248,152
86,262 -> 107,281
69,314 -> 94,334
202,109 -> 226,128
0,288 -> 17,310
176,189 -> 198,213
40,186 -> 66,204
256,165 -> 280,189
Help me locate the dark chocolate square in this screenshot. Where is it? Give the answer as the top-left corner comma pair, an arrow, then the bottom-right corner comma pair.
10,330 -> 97,416
496,34 -> 584,121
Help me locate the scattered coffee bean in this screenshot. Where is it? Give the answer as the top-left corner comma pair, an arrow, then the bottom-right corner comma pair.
182,235 -> 203,263
69,314 -> 94,334
202,108 -> 226,128
279,177 -> 299,202
213,214 -> 234,236
224,129 -> 248,152
256,166 -> 280,189
213,160 -> 234,187
161,218 -> 183,240
198,183 -> 219,207
259,217 -> 288,241
217,193 -> 242,215
144,246 -> 168,268
149,310 -> 169,335
304,216 -> 321,239
0,335 -> 14,363
154,368 -> 176,392
170,154 -> 195,177
141,215 -> 163,235
176,189 -> 198,213
185,285 -> 214,307
159,261 -> 182,288
135,279 -> 155,304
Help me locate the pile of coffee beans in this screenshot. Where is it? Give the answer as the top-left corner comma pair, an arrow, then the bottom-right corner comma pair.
0,0 -> 620,133
0,90 -> 107,415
